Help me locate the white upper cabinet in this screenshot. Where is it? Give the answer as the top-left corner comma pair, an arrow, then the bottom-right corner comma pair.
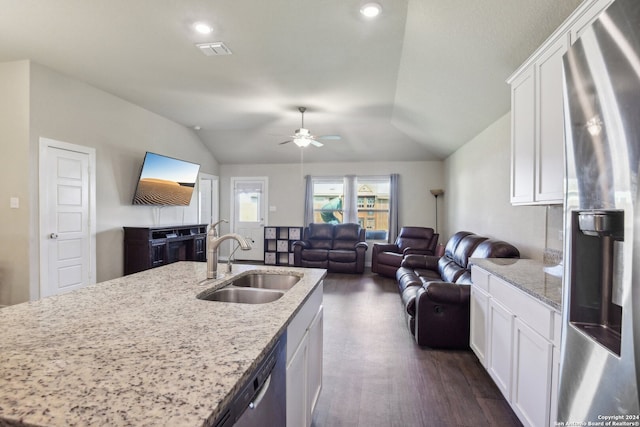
569,0 -> 614,44
508,34 -> 566,206
534,35 -> 568,203
508,0 -> 612,205
510,68 -> 536,204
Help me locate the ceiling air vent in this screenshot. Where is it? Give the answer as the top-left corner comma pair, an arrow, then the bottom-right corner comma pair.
196,42 -> 232,56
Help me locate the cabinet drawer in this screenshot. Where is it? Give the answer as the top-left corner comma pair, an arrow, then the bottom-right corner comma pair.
471,265 -> 490,292
489,276 -> 554,341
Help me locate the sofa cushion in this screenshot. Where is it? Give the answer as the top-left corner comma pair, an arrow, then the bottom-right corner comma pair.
328,250 -> 356,262
451,235 -> 488,269
332,223 -> 361,250
443,231 -> 474,259
307,223 -> 334,249
471,239 -> 521,258
416,268 -> 443,282
301,248 -> 329,261
396,226 -> 435,252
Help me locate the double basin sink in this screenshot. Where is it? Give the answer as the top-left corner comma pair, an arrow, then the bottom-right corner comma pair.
197,272 -> 301,304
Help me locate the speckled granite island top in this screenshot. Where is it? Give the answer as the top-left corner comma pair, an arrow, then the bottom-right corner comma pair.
0,262 -> 326,427
470,258 -> 563,311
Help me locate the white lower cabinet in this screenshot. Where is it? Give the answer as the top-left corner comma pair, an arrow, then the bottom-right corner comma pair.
511,318 -> 553,427
470,285 -> 490,367
488,298 -> 514,400
470,266 -> 560,427
286,283 -> 323,427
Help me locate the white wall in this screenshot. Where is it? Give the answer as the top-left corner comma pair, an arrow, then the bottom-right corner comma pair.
443,112 -> 548,259
0,60 -> 220,305
0,61 -> 30,305
219,160 -> 444,256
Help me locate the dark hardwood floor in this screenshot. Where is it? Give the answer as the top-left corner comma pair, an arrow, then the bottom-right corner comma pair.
311,270 -> 522,427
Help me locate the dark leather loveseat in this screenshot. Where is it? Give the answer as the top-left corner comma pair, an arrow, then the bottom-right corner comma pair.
292,223 -> 368,273
396,231 -> 520,348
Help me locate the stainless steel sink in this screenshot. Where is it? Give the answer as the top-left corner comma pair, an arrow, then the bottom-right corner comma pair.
231,273 -> 300,291
199,287 -> 284,304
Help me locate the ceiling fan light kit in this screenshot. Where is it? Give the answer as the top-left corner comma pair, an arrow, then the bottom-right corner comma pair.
360,2 -> 382,18
279,107 -> 339,149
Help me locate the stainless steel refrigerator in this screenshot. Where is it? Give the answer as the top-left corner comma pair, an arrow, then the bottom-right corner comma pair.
559,0 -> 640,422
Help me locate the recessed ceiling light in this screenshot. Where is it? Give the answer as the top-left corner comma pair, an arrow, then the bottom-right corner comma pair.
360,2 -> 382,18
193,22 -> 213,34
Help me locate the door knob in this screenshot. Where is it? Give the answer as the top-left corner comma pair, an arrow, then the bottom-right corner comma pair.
49,233 -> 58,239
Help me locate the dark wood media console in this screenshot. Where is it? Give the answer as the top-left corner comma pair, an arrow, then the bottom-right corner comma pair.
123,224 -> 208,275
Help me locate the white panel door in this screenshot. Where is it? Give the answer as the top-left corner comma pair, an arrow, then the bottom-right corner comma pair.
199,173 -> 219,226
231,177 -> 267,261
40,139 -> 95,298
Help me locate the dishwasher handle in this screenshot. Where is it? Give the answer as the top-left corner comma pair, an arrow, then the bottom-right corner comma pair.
248,374 -> 271,410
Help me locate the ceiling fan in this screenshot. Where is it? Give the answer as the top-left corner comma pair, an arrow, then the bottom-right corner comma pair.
279,107 -> 341,148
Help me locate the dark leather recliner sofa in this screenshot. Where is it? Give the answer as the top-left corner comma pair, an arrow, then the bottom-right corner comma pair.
396,231 -> 520,348
371,226 -> 439,278
292,223 -> 368,273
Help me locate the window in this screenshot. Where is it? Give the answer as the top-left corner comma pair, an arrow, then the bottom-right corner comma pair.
357,178 -> 390,241
309,176 -> 391,241
312,179 -> 344,224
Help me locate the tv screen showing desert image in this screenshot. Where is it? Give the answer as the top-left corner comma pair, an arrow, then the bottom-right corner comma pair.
132,152 -> 201,206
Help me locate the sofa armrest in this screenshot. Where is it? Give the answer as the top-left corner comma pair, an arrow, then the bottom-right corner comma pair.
403,247 -> 435,256
355,241 -> 369,251
372,243 -> 399,254
421,281 -> 470,305
401,254 -> 439,270
292,240 -> 309,249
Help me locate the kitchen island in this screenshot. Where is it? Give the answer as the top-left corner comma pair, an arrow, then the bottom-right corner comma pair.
0,262 -> 326,426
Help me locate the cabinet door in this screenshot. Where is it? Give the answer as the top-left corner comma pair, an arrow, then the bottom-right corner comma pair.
307,306 -> 323,419
535,35 -> 567,203
470,286 -> 490,367
287,332 -> 309,427
510,68 -> 536,204
488,298 -> 514,400
151,242 -> 167,268
511,318 -> 553,427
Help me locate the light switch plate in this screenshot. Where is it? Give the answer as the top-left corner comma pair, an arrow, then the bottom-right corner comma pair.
9,197 -> 19,209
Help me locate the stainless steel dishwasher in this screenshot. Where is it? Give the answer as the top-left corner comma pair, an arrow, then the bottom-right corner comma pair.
211,335 -> 286,427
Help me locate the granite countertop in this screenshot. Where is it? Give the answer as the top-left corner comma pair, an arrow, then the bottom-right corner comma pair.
470,258 -> 563,311
0,262 -> 326,427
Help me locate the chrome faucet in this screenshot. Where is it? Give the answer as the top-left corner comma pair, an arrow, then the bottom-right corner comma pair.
206,229 -> 252,279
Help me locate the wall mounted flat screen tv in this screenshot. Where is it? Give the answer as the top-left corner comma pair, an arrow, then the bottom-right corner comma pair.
132,152 -> 201,206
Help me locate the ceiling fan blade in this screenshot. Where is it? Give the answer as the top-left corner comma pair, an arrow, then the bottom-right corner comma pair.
316,135 -> 341,140
279,140 -> 292,145
310,140 -> 324,147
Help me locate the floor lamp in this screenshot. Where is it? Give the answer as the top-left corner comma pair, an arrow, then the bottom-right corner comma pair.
430,189 -> 444,233
430,189 -> 444,256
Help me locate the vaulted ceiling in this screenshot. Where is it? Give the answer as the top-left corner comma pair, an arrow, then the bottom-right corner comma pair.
0,0 -> 582,164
